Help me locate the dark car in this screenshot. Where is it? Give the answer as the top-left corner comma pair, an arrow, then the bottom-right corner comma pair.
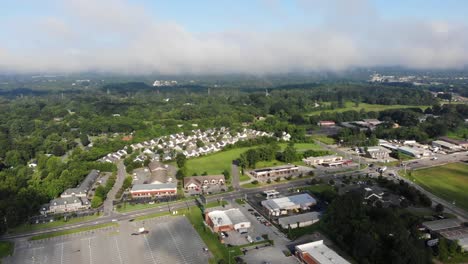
129,219 -> 135,222
222,232 -> 229,237
131,233 -> 139,236
248,209 -> 254,212
141,230 -> 149,234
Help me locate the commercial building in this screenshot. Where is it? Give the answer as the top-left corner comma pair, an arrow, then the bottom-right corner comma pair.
295,240 -> 350,264
302,155 -> 343,166
205,208 -> 251,233
432,140 -> 463,151
422,218 -> 463,232
438,137 -> 468,149
261,193 -> 316,216
263,190 -> 280,199
130,183 -> 177,198
249,165 -> 300,182
278,212 -> 321,229
364,146 -> 391,159
397,146 -> 431,158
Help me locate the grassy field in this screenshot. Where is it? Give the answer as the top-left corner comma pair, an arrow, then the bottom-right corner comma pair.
116,197 -> 195,213
205,200 -> 228,209
310,135 -> 336,145
0,241 -> 13,259
183,147 -> 254,176
307,101 -> 428,116
9,214 -> 100,234
30,222 -> 118,241
402,163 -> 468,211
183,143 -> 324,176
446,127 -> 468,140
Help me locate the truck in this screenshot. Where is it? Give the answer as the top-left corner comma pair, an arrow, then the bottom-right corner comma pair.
378,166 -> 387,173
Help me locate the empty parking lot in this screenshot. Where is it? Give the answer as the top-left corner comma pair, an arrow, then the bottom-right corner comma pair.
3,216 -> 210,264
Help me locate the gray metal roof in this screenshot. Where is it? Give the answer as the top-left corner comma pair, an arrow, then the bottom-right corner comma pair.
261,193 -> 317,211
224,209 -> 250,225
278,212 -> 321,226
422,218 -> 462,231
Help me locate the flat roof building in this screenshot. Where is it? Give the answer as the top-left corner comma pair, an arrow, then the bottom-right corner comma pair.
432,140 -> 463,151
205,208 -> 251,233
250,165 -> 300,182
130,183 -> 177,198
422,218 -> 462,232
262,193 -> 316,216
278,212 -> 321,229
364,146 -> 391,160
303,155 -> 343,166
295,240 -> 350,264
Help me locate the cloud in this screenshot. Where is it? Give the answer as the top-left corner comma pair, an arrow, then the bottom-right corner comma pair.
0,0 -> 467,74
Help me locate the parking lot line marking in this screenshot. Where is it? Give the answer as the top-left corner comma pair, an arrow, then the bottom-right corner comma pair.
88,238 -> 93,264
165,223 -> 188,264
143,235 -> 157,264
114,237 -> 123,264
60,243 -> 64,264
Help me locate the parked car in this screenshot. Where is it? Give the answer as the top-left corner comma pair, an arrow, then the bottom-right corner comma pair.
222,232 -> 229,237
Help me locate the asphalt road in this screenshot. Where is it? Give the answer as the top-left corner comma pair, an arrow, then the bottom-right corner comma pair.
103,160 -> 126,216
3,150 -> 467,242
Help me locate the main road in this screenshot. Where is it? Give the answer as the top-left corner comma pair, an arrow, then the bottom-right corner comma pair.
2,149 -> 467,241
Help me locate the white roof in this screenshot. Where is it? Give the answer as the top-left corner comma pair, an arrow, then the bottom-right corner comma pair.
296,240 -> 350,264
262,193 -> 316,211
207,208 -> 249,227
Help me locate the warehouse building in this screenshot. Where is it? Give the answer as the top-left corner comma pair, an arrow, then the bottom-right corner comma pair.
278,212 -> 321,229
295,240 -> 350,264
205,208 -> 251,233
432,140 -> 463,151
261,193 -> 316,217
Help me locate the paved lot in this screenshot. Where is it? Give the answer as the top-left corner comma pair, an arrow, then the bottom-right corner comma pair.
4,216 -> 210,264
241,246 -> 298,264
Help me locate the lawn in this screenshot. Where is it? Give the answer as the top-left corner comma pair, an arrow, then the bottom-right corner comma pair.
205,200 -> 228,209
402,163 -> 468,211
0,241 -> 13,259
183,146 -> 255,176
310,135 -> 336,145
307,101 -> 428,116
183,143 -> 324,176
239,174 -> 251,182
8,214 -> 100,234
30,222 -> 118,241
295,184 -> 334,194
116,197 -> 194,213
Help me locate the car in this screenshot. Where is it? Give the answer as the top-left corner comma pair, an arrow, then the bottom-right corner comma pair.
248,209 -> 254,212
131,233 -> 139,236
202,247 -> 209,252
129,219 -> 135,222
149,201 -> 155,205
140,230 -> 149,234
112,219 -> 118,222
220,232 -> 225,238
222,232 -> 229,237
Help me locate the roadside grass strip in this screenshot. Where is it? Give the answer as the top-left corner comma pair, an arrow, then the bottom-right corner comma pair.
30,222 -> 118,241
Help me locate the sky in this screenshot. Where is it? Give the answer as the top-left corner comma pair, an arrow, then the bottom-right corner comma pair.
0,0 -> 467,74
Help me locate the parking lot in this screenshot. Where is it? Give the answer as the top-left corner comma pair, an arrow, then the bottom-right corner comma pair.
231,201 -> 297,264
4,216 -> 210,264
